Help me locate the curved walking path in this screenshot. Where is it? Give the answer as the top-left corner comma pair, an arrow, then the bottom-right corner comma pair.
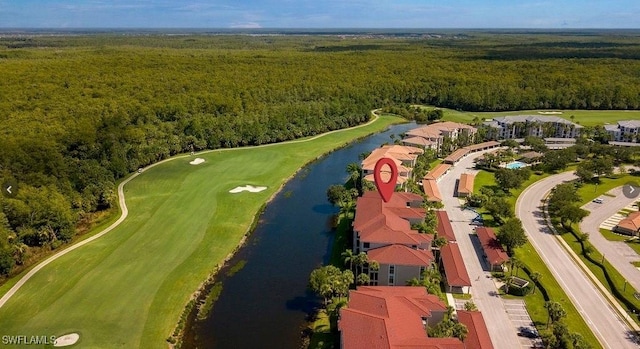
517,172 -> 637,349
0,111 -> 382,309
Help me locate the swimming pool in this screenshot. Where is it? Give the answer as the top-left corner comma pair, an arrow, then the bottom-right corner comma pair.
505,161 -> 527,169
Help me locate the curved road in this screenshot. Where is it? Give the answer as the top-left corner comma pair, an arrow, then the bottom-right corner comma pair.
0,111 -> 383,309
580,186 -> 640,292
516,172 -> 637,349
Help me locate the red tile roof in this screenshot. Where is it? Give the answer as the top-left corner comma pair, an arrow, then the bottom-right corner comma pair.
464,141 -> 500,152
339,286 -> 464,349
402,136 -> 436,148
405,122 -> 476,141
457,310 -> 495,349
368,245 -> 434,266
362,145 -> 423,171
435,211 -> 456,242
616,211 -> 640,232
422,179 -> 443,202
475,227 -> 509,266
457,173 -> 475,196
424,164 -> 452,181
440,243 -> 471,287
354,191 -> 431,248
443,148 -> 470,164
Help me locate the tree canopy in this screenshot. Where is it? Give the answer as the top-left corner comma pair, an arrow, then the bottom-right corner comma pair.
3,32 -> 640,277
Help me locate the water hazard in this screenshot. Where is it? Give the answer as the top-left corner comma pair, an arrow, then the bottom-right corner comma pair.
184,121 -> 417,349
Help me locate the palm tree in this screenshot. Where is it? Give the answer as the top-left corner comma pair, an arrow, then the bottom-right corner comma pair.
452,322 -> 469,342
354,252 -> 368,276
337,199 -> 356,220
356,273 -> 370,285
530,271 -> 541,294
369,260 -> 380,272
463,301 -> 478,311
544,301 -> 567,328
423,263 -> 441,284
346,163 -> 361,183
509,257 -> 523,277
342,249 -> 355,271
504,276 -> 513,294
433,236 -> 448,249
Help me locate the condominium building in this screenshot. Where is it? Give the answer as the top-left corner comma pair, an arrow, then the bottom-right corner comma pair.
361,145 -> 423,187
403,121 -> 477,151
483,115 -> 581,139
604,120 -> 640,143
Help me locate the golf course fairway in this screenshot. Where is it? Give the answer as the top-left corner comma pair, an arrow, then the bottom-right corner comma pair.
0,113 -> 403,348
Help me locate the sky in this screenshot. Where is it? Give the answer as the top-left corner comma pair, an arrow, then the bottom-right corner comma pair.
0,0 -> 638,29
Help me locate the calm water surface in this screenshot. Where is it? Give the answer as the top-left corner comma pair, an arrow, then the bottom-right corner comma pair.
185,122 -> 416,349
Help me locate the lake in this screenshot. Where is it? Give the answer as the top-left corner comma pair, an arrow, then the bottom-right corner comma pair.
184,121 -> 417,349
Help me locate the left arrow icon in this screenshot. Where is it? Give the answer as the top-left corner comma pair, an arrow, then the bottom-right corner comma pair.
2,180 -> 18,198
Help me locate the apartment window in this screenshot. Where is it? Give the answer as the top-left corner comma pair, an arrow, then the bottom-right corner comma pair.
363,242 -> 370,249
388,265 -> 395,285
367,269 -> 378,286
419,266 -> 426,280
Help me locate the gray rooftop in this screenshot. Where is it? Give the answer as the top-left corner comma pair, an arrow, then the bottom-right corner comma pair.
544,138 -> 576,142
609,141 -> 640,147
618,120 -> 640,129
492,115 -> 582,128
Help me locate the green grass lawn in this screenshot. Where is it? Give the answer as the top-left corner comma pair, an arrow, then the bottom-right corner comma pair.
599,228 -> 631,242
0,114 -> 404,349
627,240 -> 640,256
559,223 -> 640,327
577,173 -> 640,203
435,106 -> 640,126
474,169 -> 602,346
513,242 -> 602,346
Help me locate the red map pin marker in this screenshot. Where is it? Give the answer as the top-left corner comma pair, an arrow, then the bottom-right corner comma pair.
373,157 -> 398,203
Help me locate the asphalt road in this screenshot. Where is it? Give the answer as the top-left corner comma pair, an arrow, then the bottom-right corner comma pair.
580,187 -> 640,293
516,172 -> 637,349
437,149 -> 523,349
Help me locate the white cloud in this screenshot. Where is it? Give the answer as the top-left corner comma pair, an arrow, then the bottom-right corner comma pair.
230,22 -> 262,28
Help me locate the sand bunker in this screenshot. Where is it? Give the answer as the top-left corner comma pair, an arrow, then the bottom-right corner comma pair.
54,333 -> 79,347
538,111 -> 563,115
190,158 -> 205,165
229,185 -> 267,193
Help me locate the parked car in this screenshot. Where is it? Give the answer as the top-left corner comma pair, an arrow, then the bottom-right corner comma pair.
518,327 -> 539,338
593,198 -> 603,204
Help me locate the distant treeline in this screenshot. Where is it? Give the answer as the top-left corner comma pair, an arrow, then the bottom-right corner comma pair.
2,33 -> 640,277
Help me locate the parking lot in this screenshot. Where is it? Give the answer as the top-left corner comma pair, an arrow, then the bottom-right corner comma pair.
503,299 -> 541,348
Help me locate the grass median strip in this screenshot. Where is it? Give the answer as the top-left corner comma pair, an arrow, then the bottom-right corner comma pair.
476,169 -> 603,347
0,114 -> 403,349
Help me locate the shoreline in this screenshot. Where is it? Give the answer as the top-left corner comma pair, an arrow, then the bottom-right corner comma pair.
0,109 -> 403,348
171,110 -> 404,348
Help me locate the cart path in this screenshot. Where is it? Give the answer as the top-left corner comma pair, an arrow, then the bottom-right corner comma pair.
0,111 -> 383,308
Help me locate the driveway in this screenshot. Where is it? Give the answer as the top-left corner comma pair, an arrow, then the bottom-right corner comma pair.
516,172 -> 638,349
437,149 -> 524,349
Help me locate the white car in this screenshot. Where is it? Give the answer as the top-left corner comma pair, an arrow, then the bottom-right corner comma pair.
593,198 -> 603,204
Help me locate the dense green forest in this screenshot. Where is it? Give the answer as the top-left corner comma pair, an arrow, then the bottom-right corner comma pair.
1,31 -> 640,278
